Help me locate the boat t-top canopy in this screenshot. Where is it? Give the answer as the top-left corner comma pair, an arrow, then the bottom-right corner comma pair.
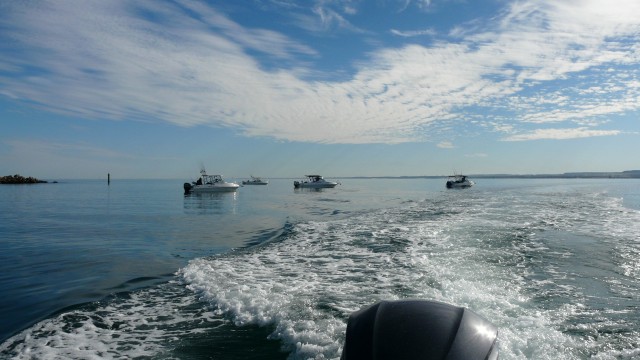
197,168 -> 225,184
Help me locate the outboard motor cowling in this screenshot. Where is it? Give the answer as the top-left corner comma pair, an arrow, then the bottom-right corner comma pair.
341,299 -> 498,360
183,182 -> 192,195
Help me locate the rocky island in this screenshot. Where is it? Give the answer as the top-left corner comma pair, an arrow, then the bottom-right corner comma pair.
0,174 -> 48,184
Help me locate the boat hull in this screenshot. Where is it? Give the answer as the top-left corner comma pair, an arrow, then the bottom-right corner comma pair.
446,181 -> 474,189
184,182 -> 239,193
446,183 -> 473,189
190,184 -> 239,193
242,181 -> 268,185
294,182 -> 337,188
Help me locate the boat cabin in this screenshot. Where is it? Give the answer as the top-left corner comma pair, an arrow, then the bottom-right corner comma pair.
197,173 -> 224,185
305,175 -> 324,182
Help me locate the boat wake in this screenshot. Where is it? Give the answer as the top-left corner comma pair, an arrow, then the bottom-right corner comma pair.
3,187 -> 640,359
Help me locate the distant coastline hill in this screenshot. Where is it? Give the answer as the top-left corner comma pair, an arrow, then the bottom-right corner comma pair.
0,174 -> 48,184
346,170 -> 640,179
472,170 -> 640,179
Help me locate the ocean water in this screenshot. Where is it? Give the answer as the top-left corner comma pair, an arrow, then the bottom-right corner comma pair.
1,178 -> 639,359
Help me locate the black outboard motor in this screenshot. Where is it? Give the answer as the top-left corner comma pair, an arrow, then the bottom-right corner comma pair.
183,182 -> 192,195
341,299 -> 498,360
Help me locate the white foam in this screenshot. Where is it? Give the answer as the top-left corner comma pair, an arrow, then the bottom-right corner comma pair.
0,282 -> 224,359
180,189 -> 640,359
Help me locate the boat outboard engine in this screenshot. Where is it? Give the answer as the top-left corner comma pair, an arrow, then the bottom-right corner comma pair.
183,182 -> 192,195
341,299 -> 498,360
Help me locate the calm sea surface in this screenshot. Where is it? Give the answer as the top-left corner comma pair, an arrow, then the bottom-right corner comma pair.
1,178 -> 639,359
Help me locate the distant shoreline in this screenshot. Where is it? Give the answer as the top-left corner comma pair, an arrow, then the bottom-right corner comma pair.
342,170 -> 640,179
3,170 -> 639,182
0,174 -> 48,184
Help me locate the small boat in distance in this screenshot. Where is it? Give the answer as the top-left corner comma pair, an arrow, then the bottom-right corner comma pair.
184,168 -> 240,194
242,176 -> 268,185
446,175 -> 474,189
294,175 -> 338,188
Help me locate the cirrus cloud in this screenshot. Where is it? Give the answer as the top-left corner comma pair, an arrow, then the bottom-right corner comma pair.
0,0 -> 639,144
502,127 -> 621,141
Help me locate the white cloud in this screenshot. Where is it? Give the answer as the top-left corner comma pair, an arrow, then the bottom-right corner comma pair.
390,28 -> 436,37
414,0 -> 433,11
1,0 -> 639,144
437,141 -> 455,149
311,5 -> 366,33
502,127 -> 621,141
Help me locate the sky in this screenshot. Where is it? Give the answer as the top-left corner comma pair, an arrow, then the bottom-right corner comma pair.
1,0 -> 639,179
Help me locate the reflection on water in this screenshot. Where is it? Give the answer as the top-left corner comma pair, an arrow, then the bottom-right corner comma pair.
293,187 -> 326,193
183,192 -> 238,215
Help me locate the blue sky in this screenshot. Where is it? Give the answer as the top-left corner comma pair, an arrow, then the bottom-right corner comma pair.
1,0 -> 638,179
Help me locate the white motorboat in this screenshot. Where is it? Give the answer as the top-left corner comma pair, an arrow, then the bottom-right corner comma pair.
446,175 -> 474,189
184,168 -> 239,194
242,176 -> 268,185
294,175 -> 338,188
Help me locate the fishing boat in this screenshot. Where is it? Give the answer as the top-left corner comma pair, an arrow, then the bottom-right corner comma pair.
183,168 -> 239,194
294,175 -> 338,188
242,176 -> 268,185
446,175 -> 474,189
